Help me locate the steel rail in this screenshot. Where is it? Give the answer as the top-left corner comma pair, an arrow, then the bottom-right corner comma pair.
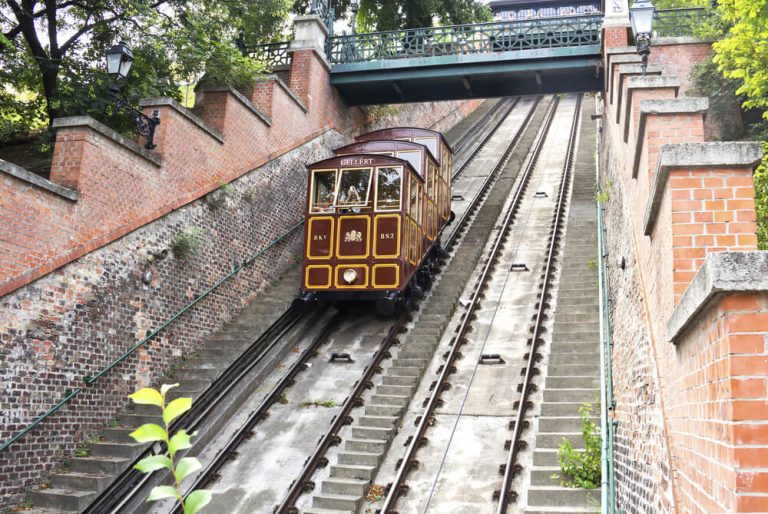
452,97 -> 520,182
497,94 -> 582,513
273,311 -> 409,514
439,96 -> 540,248
452,97 -> 511,154
273,96 -> 539,514
380,95 -> 561,513
86,307 -> 307,514
171,311 -> 346,514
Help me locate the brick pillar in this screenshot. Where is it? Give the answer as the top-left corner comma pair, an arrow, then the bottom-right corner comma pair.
603,25 -> 630,48
667,253 -> 768,513
50,128 -> 87,190
642,142 -> 763,301
247,79 -> 276,118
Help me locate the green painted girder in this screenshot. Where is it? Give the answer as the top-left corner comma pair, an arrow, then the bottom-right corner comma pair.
330,45 -> 601,82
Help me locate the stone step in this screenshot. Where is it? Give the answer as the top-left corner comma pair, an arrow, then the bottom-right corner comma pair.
30,488 -> 95,512
70,456 -> 131,475
549,353 -> 600,365
554,304 -> 598,315
548,342 -> 599,354
555,290 -> 598,299
553,322 -> 598,333
89,441 -> 144,459
304,508 -> 353,514
527,485 -> 599,508
330,464 -> 375,480
321,477 -> 369,497
381,375 -> 419,387
365,404 -> 403,417
526,507 -> 600,513
538,416 -> 594,433
541,402 -> 589,417
537,432 -> 584,449
543,389 -> 599,403
50,471 -> 113,492
546,376 -> 600,389
547,364 -> 599,377
386,366 -> 422,377
555,298 -> 599,307
357,415 -> 398,428
352,426 -> 392,441
338,451 -> 382,467
312,493 -> 361,511
375,384 -> 415,398
345,438 -> 386,453
389,358 -> 427,369
530,465 -> 564,486
555,313 -> 598,324
369,394 -> 409,406
100,427 -> 133,443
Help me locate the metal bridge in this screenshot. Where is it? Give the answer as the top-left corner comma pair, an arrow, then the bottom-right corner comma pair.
251,8 -> 708,104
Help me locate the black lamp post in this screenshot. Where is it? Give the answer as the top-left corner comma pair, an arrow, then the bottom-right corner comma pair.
630,0 -> 655,76
105,41 -> 160,150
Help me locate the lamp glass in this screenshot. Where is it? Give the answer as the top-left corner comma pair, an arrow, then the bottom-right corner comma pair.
106,42 -> 134,80
629,0 -> 655,36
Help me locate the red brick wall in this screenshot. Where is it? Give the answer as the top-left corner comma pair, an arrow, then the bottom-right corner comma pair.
601,37 -> 766,513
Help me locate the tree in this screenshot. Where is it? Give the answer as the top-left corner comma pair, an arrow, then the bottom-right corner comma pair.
711,0 -> 768,119
354,0 -> 492,32
0,0 -> 290,135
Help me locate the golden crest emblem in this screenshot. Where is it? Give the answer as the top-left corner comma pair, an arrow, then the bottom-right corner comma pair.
344,230 -> 363,243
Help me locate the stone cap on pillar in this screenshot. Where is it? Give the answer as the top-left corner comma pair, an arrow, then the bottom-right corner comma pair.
643,141 -> 762,236
290,14 -> 329,58
667,251 -> 768,343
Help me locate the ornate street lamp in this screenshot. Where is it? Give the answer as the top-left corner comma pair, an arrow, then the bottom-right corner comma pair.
105,41 -> 160,150
629,0 -> 655,75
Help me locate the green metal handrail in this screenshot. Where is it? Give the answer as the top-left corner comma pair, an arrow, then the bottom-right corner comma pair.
0,219 -> 305,453
653,7 -> 711,38
249,41 -> 292,70
327,14 -> 603,65
596,112 -> 617,513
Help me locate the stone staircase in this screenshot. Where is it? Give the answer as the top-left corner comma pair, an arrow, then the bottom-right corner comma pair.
526,100 -> 600,513
29,267 -> 302,513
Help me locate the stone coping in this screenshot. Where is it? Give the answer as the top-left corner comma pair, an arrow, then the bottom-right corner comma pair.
259,74 -> 309,113
632,95 -> 706,178
643,141 -> 763,236
668,251 -> 768,343
199,85 -> 272,126
615,64 -> 663,123
52,116 -> 163,166
139,97 -> 224,144
0,158 -> 78,201
606,54 -> 642,99
624,76 -> 681,143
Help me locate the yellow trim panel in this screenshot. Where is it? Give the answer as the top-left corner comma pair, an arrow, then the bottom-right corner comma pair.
372,264 -> 400,289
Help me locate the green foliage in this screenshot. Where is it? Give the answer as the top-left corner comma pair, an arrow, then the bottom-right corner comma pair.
755,142 -> 768,250
0,0 -> 287,141
298,400 -> 337,408
355,0 -> 491,32
650,0 -> 708,9
172,227 -> 206,260
595,179 -> 613,204
205,182 -> 234,209
586,259 -> 598,271
364,104 -> 401,122
128,384 -> 211,514
688,56 -> 746,140
712,0 -> 768,119
555,402 -> 602,489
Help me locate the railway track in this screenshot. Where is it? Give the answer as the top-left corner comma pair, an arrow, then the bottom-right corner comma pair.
372,95 -> 582,514
72,96 -> 523,514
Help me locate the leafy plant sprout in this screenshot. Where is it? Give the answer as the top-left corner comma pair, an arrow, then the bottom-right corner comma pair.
128,383 -> 211,514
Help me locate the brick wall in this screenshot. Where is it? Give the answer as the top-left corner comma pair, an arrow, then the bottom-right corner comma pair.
601,38 -> 766,513
0,44 -> 482,506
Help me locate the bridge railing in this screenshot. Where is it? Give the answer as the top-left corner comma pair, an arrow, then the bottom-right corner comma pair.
248,41 -> 292,70
327,15 -> 603,65
653,7 -> 712,38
